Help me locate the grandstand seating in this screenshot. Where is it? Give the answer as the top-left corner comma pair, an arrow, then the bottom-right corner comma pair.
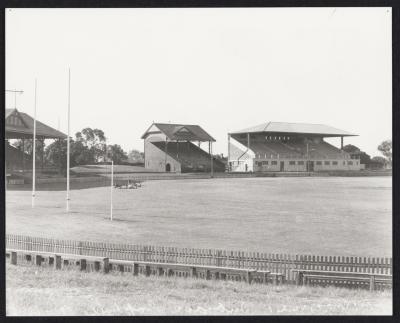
246,139 -> 349,160
151,141 -> 225,173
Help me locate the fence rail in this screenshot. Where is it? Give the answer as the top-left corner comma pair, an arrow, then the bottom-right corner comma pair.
6,234 -> 392,283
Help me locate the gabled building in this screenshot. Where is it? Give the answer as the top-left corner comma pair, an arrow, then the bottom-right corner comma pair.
141,122 -> 225,173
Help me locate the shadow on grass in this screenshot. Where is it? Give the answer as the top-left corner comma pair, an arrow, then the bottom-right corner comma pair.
7,181 -> 109,192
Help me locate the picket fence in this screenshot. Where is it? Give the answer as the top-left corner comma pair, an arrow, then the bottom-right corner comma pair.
6,234 -> 392,283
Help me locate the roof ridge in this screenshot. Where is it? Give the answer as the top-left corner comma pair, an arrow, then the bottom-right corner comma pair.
155,122 -> 199,127
264,121 -> 272,131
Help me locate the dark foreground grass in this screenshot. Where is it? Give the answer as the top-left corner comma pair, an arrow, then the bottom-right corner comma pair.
6,264 -> 392,316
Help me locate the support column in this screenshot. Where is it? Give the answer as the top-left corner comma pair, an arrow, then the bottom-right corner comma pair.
41,139 -> 44,171
341,136 -> 344,150
228,134 -> 231,172
22,138 -> 25,173
209,141 -> 213,178
164,139 -> 168,171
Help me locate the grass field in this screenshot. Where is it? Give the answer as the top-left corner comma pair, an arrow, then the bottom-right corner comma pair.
71,164 -> 147,174
6,264 -> 392,315
6,176 -> 391,257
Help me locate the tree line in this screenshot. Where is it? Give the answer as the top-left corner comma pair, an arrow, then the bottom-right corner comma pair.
342,140 -> 392,169
11,127 -> 144,173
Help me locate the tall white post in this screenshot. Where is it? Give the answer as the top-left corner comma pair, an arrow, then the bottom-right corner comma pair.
32,79 -> 37,208
110,160 -> 113,221
66,68 -> 71,212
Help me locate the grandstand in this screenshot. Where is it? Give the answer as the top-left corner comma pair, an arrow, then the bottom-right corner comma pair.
228,122 -> 360,172
141,123 -> 225,173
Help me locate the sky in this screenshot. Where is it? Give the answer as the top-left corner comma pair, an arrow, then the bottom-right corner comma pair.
5,8 -> 392,157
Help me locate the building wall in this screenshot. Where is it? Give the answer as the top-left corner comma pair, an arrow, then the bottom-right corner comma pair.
248,158 -> 361,172
144,134 -> 181,172
313,159 -> 361,171
228,141 -> 254,172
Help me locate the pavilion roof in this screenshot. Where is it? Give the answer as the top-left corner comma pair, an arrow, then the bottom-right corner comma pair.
141,122 -> 216,142
230,121 -> 357,137
5,108 -> 67,139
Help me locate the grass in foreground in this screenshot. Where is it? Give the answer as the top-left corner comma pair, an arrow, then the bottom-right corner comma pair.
6,264 -> 392,316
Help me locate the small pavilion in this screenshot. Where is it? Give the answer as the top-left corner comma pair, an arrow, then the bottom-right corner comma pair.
5,108 -> 67,174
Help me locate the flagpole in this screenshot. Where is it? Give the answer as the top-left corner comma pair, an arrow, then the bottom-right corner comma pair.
66,68 -> 71,212
32,79 -> 37,208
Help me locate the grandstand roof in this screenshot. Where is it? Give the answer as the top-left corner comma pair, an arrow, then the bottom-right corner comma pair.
5,108 -> 67,139
230,122 -> 357,137
141,123 -> 216,142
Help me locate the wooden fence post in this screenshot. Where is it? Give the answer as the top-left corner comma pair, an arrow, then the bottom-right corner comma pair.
80,259 -> 87,271
263,272 -> 269,284
145,265 -> 151,277
103,258 -> 109,273
11,252 -> 17,265
370,275 -> 375,291
55,255 -> 62,269
49,257 -> 54,266
35,255 -> 42,266
247,271 -> 252,284
133,263 -> 139,276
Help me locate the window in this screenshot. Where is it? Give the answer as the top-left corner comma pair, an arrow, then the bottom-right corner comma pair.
348,161 -> 353,165
257,161 -> 262,166
332,161 -> 338,165
271,161 -> 277,165
324,161 -> 330,165
316,161 -> 322,165
289,161 -> 295,165
262,161 -> 268,165
298,161 -> 304,165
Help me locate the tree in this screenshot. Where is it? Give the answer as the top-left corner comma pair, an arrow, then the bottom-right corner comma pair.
342,144 -> 360,154
11,138 -> 44,159
342,144 -> 371,165
45,139 -> 69,174
371,156 -> 386,169
127,149 -> 144,163
75,128 -> 107,163
106,144 -> 128,164
378,140 -> 392,165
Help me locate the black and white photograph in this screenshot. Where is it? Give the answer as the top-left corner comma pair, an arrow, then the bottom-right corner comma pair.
4,6 -> 393,316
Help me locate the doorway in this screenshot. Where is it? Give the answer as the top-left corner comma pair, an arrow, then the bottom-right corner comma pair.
166,163 -> 171,172
307,161 -> 314,172
280,161 -> 284,172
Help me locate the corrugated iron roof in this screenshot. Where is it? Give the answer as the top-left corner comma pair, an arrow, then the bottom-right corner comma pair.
5,108 -> 67,139
231,122 -> 357,137
141,123 -> 216,141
